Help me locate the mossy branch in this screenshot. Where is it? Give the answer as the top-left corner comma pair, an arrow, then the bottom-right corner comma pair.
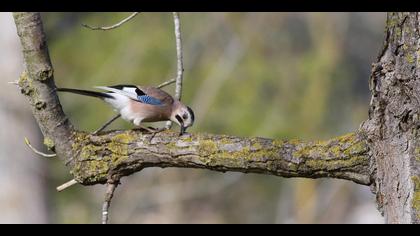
13,12 -> 372,189
69,130 -> 371,185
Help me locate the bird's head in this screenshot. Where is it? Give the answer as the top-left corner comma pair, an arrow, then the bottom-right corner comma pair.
171,103 -> 195,136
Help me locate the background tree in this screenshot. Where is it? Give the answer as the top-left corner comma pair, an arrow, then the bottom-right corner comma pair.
362,12 -> 419,223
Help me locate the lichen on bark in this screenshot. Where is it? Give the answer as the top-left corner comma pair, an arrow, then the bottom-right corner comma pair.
65,130 -> 370,185
362,12 -> 420,223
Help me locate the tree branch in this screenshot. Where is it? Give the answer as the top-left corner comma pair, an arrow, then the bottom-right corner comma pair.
82,12 -> 139,31
172,12 -> 184,101
102,182 -> 118,224
157,78 -> 176,89
92,114 -> 121,135
24,137 -> 57,158
166,12 -> 184,129
70,130 -> 371,186
56,179 -> 78,192
13,13 -> 73,159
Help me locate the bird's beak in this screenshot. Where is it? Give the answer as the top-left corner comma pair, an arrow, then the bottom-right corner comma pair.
179,126 -> 187,136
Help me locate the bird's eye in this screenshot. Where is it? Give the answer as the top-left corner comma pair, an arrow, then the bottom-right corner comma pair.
182,113 -> 188,120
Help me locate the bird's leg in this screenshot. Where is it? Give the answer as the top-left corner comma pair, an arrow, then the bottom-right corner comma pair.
147,127 -> 169,142
133,125 -> 169,142
137,125 -> 157,133
147,126 -> 168,133
135,125 -> 167,133
92,114 -> 121,135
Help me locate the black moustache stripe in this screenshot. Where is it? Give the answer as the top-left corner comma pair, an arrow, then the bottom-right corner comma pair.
175,115 -> 184,125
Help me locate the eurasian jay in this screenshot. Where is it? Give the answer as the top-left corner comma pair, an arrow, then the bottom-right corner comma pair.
57,85 -> 195,135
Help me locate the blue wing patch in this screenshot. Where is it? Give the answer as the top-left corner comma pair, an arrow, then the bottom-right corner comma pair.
137,95 -> 163,105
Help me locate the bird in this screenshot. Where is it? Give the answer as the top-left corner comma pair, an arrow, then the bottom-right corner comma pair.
56,85 -> 195,136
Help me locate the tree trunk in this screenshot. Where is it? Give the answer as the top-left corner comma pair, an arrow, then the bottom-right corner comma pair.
362,12 -> 420,224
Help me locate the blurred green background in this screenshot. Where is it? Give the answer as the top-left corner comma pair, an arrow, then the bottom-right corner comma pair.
0,12 -> 386,223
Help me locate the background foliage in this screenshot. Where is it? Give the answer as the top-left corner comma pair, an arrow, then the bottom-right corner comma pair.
1,12 -> 386,223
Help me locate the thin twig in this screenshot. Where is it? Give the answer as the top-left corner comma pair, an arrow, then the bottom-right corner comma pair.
83,12 -> 139,31
166,12 -> 184,129
56,179 -> 78,192
156,78 -> 176,89
173,12 -> 184,100
93,114 -> 121,135
24,137 -> 57,158
102,182 -> 118,224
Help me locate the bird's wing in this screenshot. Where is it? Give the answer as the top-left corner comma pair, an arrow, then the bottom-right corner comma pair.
95,86 -> 138,100
138,86 -> 174,106
136,95 -> 163,105
95,85 -> 172,106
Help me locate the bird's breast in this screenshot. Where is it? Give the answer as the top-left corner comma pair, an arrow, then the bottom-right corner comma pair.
126,101 -> 171,123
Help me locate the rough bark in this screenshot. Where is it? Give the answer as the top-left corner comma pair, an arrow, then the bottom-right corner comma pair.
362,12 -> 420,223
12,12 -> 373,187
13,13 -> 74,158
70,130 -> 371,185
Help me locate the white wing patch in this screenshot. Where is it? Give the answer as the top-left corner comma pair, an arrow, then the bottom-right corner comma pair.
104,93 -> 130,111
121,87 -> 138,94
95,86 -> 138,100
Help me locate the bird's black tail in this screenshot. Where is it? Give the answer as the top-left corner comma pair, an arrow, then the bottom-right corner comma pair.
56,88 -> 114,99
